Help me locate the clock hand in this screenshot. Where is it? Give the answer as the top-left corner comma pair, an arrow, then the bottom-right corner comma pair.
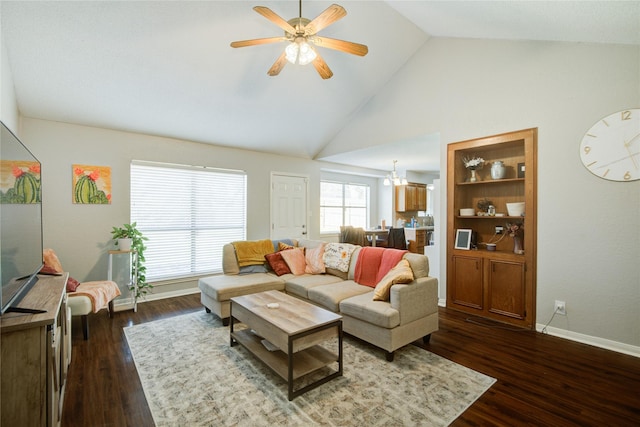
596,151 -> 640,169
624,132 -> 640,146
624,140 -> 639,170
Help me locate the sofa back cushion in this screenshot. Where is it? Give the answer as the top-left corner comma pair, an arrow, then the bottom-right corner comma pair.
402,252 -> 429,278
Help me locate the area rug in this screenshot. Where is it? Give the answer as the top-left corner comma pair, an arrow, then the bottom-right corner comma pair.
124,311 -> 495,426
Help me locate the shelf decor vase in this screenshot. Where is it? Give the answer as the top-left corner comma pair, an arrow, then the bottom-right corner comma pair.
491,161 -> 506,180
513,235 -> 524,254
468,169 -> 478,182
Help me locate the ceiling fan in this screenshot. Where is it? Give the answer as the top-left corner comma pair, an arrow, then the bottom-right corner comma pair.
230,1 -> 368,79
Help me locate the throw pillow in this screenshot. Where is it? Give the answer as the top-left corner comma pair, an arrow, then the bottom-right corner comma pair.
272,239 -> 295,252
43,248 -> 64,273
42,249 -> 80,292
66,277 -> 81,292
278,241 -> 296,251
372,259 -> 414,302
264,252 -> 291,276
305,243 -> 326,274
280,247 -> 307,275
323,242 -> 357,273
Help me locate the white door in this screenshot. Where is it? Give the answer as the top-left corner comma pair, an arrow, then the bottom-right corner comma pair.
271,174 -> 308,240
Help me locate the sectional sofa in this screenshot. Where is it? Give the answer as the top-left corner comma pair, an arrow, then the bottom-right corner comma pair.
199,238 -> 439,361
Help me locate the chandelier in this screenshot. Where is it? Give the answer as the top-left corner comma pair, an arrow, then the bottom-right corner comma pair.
383,160 -> 408,186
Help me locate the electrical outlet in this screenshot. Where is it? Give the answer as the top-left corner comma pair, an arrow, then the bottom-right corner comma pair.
554,300 -> 566,315
495,226 -> 504,234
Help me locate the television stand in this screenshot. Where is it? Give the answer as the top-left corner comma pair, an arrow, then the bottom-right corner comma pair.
1,273 -> 70,426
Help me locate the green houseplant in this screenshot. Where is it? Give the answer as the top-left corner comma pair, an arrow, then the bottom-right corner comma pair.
111,222 -> 151,306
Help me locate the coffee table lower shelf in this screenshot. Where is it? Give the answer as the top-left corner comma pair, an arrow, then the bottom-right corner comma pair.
230,328 -> 342,400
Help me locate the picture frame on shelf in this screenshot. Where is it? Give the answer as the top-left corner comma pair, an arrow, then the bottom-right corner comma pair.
454,229 -> 473,250
517,162 -> 525,178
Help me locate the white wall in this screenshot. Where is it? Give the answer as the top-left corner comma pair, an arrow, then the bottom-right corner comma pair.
327,38 -> 640,351
15,118 -> 384,292
1,35 -> 19,133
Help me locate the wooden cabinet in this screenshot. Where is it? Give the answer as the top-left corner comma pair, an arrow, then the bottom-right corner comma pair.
446,128 -> 537,329
405,228 -> 427,254
1,274 -> 70,426
396,183 -> 427,212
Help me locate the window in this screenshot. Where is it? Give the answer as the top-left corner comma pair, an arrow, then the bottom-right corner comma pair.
320,181 -> 369,233
131,161 -> 246,281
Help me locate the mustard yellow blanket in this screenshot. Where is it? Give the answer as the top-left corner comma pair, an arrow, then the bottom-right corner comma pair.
233,239 -> 274,267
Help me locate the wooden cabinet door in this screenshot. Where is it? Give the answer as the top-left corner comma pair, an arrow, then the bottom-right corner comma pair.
451,255 -> 483,310
417,185 -> 427,211
487,259 -> 526,319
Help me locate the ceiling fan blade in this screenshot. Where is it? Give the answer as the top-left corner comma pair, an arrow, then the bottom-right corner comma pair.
253,6 -> 297,34
305,4 -> 346,35
312,36 -> 368,56
312,54 -> 333,79
230,37 -> 286,48
267,52 -> 288,76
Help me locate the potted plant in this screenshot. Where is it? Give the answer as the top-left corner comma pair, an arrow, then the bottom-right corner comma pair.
111,222 -> 151,308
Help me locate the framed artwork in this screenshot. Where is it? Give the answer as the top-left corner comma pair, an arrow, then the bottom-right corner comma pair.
454,229 -> 472,250
72,164 -> 112,204
517,163 -> 525,178
0,160 -> 41,204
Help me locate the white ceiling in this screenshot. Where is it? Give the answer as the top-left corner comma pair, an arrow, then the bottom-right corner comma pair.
2,1 -> 638,174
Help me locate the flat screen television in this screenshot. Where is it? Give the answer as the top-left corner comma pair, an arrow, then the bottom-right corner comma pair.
0,121 -> 44,315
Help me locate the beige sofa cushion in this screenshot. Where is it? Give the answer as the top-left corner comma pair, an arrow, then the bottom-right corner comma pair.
402,252 -> 429,278
285,274 -> 344,299
307,280 -> 371,312
199,273 -> 284,302
339,292 -> 401,329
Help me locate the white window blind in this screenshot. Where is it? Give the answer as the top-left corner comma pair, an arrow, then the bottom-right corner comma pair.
131,161 -> 246,281
320,181 -> 369,233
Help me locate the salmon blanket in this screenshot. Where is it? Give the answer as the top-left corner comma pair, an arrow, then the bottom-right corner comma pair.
354,247 -> 407,288
232,239 -> 275,267
74,280 -> 121,313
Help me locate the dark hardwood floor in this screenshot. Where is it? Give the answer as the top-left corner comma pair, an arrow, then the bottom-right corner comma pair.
62,294 -> 640,426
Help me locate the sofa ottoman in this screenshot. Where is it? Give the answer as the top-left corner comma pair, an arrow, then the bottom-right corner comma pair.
199,273 -> 284,324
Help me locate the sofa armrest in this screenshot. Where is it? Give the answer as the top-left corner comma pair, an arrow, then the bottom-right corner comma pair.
390,276 -> 438,325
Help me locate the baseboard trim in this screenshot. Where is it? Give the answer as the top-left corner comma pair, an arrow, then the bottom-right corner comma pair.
113,287 -> 200,311
535,324 -> 640,358
121,292 -> 638,358
439,299 -> 638,358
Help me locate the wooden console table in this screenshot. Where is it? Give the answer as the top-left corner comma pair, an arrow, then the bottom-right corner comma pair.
1,273 -> 70,427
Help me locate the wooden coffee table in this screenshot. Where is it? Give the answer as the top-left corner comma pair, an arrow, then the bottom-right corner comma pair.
229,290 -> 343,400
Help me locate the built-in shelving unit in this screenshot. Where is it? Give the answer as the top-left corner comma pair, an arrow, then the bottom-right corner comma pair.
446,128 -> 537,329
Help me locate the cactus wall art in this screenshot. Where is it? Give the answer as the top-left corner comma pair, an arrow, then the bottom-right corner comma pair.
72,164 -> 111,204
0,160 -> 41,204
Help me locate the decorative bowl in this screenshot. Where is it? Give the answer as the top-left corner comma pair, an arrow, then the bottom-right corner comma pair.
506,202 -> 525,217
486,243 -> 497,251
459,208 -> 475,216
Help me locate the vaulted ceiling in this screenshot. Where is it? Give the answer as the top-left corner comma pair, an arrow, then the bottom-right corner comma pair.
2,1 -> 638,173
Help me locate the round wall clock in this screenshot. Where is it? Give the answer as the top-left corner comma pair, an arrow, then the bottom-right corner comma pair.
580,108 -> 640,182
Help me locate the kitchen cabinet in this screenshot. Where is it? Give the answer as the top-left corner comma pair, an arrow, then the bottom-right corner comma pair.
446,128 -> 537,329
395,183 -> 427,212
405,227 -> 427,254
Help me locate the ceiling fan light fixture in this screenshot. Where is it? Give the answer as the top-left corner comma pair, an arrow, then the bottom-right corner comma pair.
285,37 -> 316,65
